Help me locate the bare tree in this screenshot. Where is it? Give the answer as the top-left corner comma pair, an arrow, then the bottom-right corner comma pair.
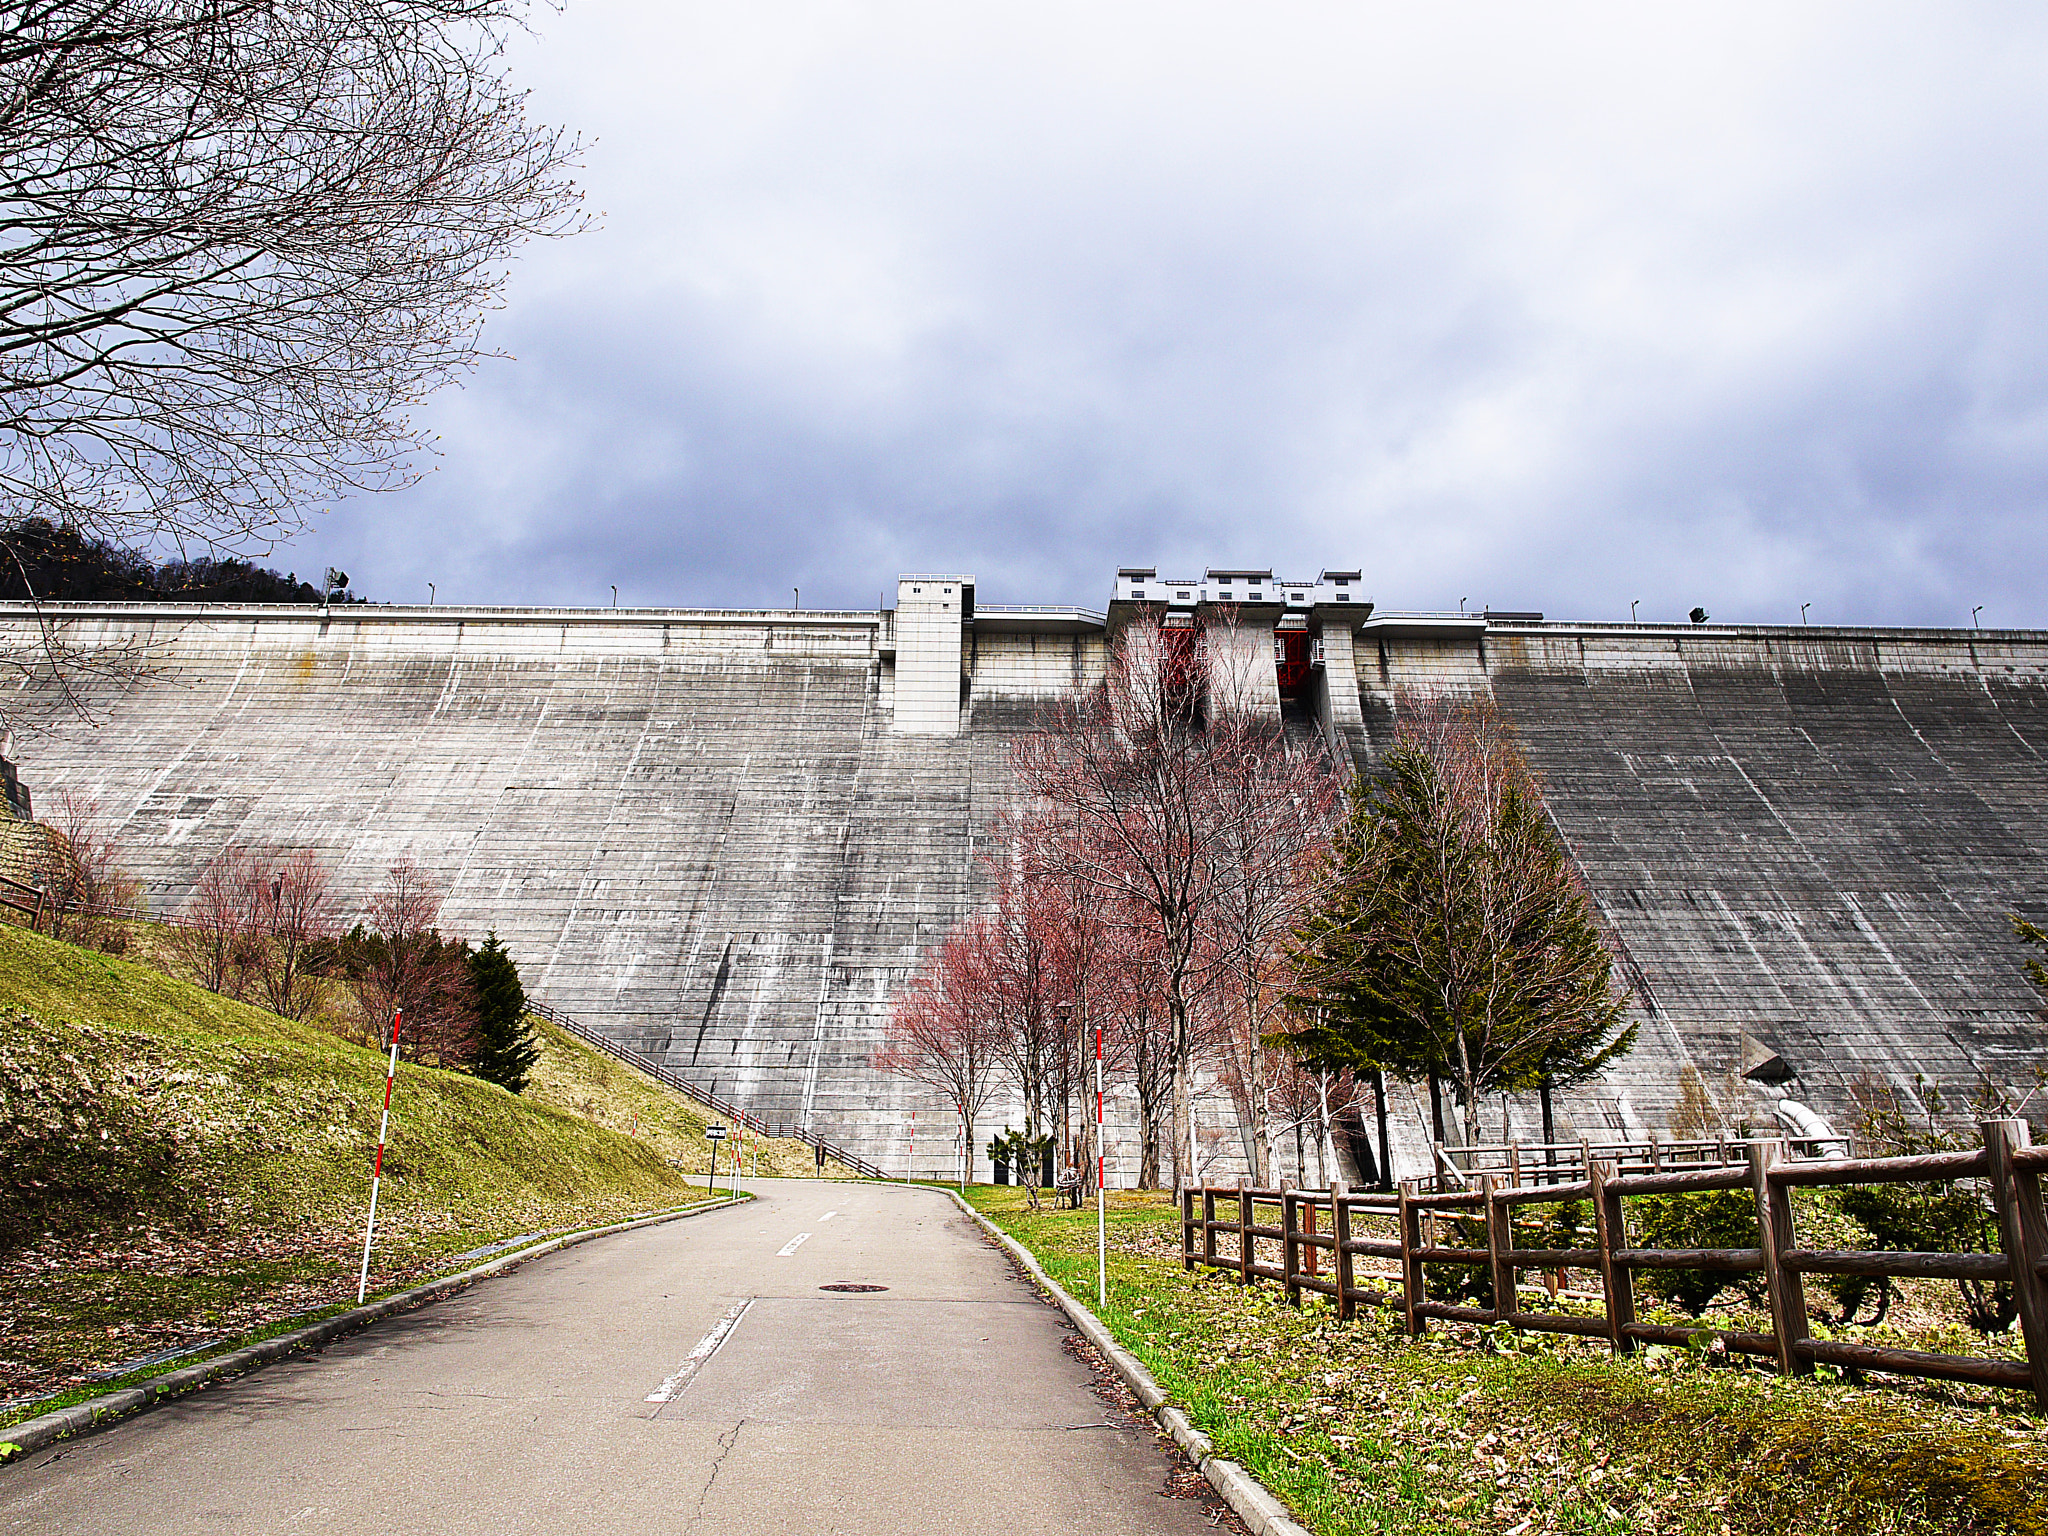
873,914 -> 1007,1187
31,787 -> 136,949
1199,703 -> 1342,1183
0,0 -> 585,549
256,847 -> 334,1021
1103,918 -> 1177,1188
171,845 -> 334,1017
172,846 -> 266,995
343,858 -> 473,1064
979,855 -> 1065,1146
1020,812 -> 1113,1189
1012,614 -> 1262,1188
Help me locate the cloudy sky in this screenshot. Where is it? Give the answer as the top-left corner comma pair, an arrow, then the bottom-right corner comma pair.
292,3 -> 2048,626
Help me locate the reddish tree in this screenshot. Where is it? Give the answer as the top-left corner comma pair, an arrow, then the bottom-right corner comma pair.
1012,613 -> 1299,1187
873,914 -> 1007,1187
1199,715 -> 1343,1182
977,854 -> 1061,1143
1098,915 -> 1178,1188
345,859 -> 475,1066
33,789 -> 138,951
172,846 -> 266,996
256,848 -> 335,1021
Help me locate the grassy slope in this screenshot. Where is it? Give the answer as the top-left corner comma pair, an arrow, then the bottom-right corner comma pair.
0,922 -> 830,1421
522,1017 -> 854,1181
970,1187 -> 2048,1536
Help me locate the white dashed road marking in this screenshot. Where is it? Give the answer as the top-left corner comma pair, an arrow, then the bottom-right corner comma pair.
645,1297 -> 752,1404
776,1231 -> 811,1256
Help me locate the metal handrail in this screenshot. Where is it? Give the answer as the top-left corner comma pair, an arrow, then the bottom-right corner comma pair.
528,1002 -> 887,1180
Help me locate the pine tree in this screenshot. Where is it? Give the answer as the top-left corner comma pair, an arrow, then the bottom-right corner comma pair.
467,931 -> 539,1093
1288,694 -> 1635,1143
2016,914 -> 2048,1010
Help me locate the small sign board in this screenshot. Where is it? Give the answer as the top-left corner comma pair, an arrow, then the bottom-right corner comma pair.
705,1125 -> 728,1141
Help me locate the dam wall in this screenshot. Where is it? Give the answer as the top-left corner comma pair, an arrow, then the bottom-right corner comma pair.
1476,624 -> 2048,1140
2,597 -> 2044,1177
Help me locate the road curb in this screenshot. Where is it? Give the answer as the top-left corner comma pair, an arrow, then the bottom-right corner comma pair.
0,1193 -> 745,1467
947,1191 -> 1313,1536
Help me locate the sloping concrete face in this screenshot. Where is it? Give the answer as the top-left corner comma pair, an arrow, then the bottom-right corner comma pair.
2,608 -> 966,1144
3,603 -> 2045,1174
1359,623 -> 2048,1143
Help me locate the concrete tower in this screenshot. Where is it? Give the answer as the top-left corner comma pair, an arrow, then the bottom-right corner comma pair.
893,574 -> 973,734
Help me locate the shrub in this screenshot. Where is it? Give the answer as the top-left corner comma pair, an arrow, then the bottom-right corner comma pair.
1633,1188 -> 1765,1315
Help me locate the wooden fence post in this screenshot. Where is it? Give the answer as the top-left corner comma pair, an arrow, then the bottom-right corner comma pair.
1484,1172 -> 1514,1325
1982,1119 -> 2048,1410
1399,1178 -> 1425,1336
1332,1181 -> 1355,1321
1181,1184 -> 1197,1271
1283,1182 -> 1301,1306
1304,1197 -> 1319,1279
1748,1137 -> 1811,1377
1202,1186 -> 1218,1268
1589,1157 -> 1634,1356
1238,1177 -> 1253,1286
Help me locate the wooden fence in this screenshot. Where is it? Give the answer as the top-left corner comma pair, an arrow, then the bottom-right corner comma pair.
1180,1118 -> 2048,1408
1432,1132 -> 1845,1186
0,874 -> 44,931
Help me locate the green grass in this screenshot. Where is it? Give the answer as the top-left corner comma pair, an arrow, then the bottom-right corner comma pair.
969,1187 -> 2048,1536
523,1016 -> 854,1182
0,920 -> 814,1421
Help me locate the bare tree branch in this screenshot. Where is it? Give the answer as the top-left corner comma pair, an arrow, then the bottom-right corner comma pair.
0,0 -> 586,549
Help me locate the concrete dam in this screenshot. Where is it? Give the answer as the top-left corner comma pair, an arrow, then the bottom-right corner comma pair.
2,569 -> 2044,1179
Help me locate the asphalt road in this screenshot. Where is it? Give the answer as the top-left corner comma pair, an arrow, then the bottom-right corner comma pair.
0,1180 -> 1238,1535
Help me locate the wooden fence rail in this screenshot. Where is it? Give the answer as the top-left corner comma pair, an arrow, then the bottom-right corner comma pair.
0,874 -> 44,930
1434,1132 -> 1847,1187
1181,1119 -> 2048,1409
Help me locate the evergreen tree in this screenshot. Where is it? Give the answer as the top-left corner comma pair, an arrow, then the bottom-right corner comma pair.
1288,694 -> 1635,1142
2015,913 -> 2048,1010
467,931 -> 539,1093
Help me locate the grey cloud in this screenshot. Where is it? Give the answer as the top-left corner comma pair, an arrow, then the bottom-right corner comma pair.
291,3 -> 2048,627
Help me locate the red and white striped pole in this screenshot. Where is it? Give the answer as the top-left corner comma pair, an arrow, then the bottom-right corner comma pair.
1096,1019 -> 1107,1308
357,1011 -> 403,1303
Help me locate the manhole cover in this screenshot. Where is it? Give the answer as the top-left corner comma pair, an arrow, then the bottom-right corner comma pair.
818,1283 -> 889,1293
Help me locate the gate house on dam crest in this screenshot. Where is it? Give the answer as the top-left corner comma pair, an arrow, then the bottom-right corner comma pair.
3,568 -> 2045,1180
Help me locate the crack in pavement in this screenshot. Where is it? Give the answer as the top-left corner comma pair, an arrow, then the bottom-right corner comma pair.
684,1417 -> 746,1532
